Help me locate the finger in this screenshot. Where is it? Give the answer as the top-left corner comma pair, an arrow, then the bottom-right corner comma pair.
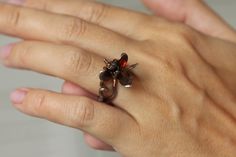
62,81 -> 115,150
1,41 -> 142,111
7,0 -> 151,39
84,133 -> 114,151
61,81 -> 114,151
0,3 -> 133,58
2,41 -> 103,93
10,88 -> 135,146
142,0 -> 236,42
62,81 -> 97,99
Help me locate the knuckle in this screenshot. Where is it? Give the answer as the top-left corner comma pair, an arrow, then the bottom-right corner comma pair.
151,55 -> 175,73
60,18 -> 87,42
152,24 -> 197,56
67,50 -> 94,75
173,24 -> 195,44
34,93 -> 47,113
86,3 -> 109,24
138,41 -> 176,71
171,25 -> 200,57
152,23 -> 196,46
12,43 -> 32,66
160,59 -> 176,72
138,50 -> 176,76
69,97 -> 95,128
7,7 -> 22,27
25,91 -> 48,115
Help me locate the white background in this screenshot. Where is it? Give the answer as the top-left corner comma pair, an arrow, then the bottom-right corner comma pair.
0,0 -> 235,157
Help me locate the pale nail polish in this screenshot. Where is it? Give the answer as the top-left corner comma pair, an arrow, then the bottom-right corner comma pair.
7,0 -> 24,5
0,44 -> 12,60
10,89 -> 28,104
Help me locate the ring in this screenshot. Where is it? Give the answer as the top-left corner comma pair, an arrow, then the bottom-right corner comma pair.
98,53 -> 138,103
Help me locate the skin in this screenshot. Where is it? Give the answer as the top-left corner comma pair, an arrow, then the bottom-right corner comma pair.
62,0 -> 236,150
0,0 -> 236,156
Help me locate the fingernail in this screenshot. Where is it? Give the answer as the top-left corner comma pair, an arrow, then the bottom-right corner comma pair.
10,89 -> 28,104
7,0 -> 24,5
0,44 -> 12,60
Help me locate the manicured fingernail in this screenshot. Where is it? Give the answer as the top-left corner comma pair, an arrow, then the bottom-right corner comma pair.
10,89 -> 28,104
0,44 -> 12,60
7,0 -> 24,5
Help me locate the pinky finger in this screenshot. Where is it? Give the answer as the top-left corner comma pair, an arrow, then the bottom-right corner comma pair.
61,81 -> 114,151
10,88 -> 135,147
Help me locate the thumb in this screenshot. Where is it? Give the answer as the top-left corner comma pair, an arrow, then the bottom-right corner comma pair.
142,0 -> 236,42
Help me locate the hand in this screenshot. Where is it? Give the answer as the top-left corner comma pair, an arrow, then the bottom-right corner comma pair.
60,0 -> 236,150
37,0 -> 236,150
0,1 -> 236,156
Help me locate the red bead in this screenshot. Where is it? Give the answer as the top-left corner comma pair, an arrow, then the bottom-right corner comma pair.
119,59 -> 127,68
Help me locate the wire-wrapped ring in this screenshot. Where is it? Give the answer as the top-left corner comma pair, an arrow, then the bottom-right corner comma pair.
98,53 -> 138,103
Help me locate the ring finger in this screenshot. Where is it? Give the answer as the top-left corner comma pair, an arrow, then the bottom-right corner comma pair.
1,41 -> 141,110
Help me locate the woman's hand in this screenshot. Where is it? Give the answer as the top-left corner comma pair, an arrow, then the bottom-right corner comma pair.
0,1 -> 236,156
62,0 -> 236,150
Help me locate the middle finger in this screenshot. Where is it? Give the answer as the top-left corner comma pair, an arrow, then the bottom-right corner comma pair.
20,0 -> 152,39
